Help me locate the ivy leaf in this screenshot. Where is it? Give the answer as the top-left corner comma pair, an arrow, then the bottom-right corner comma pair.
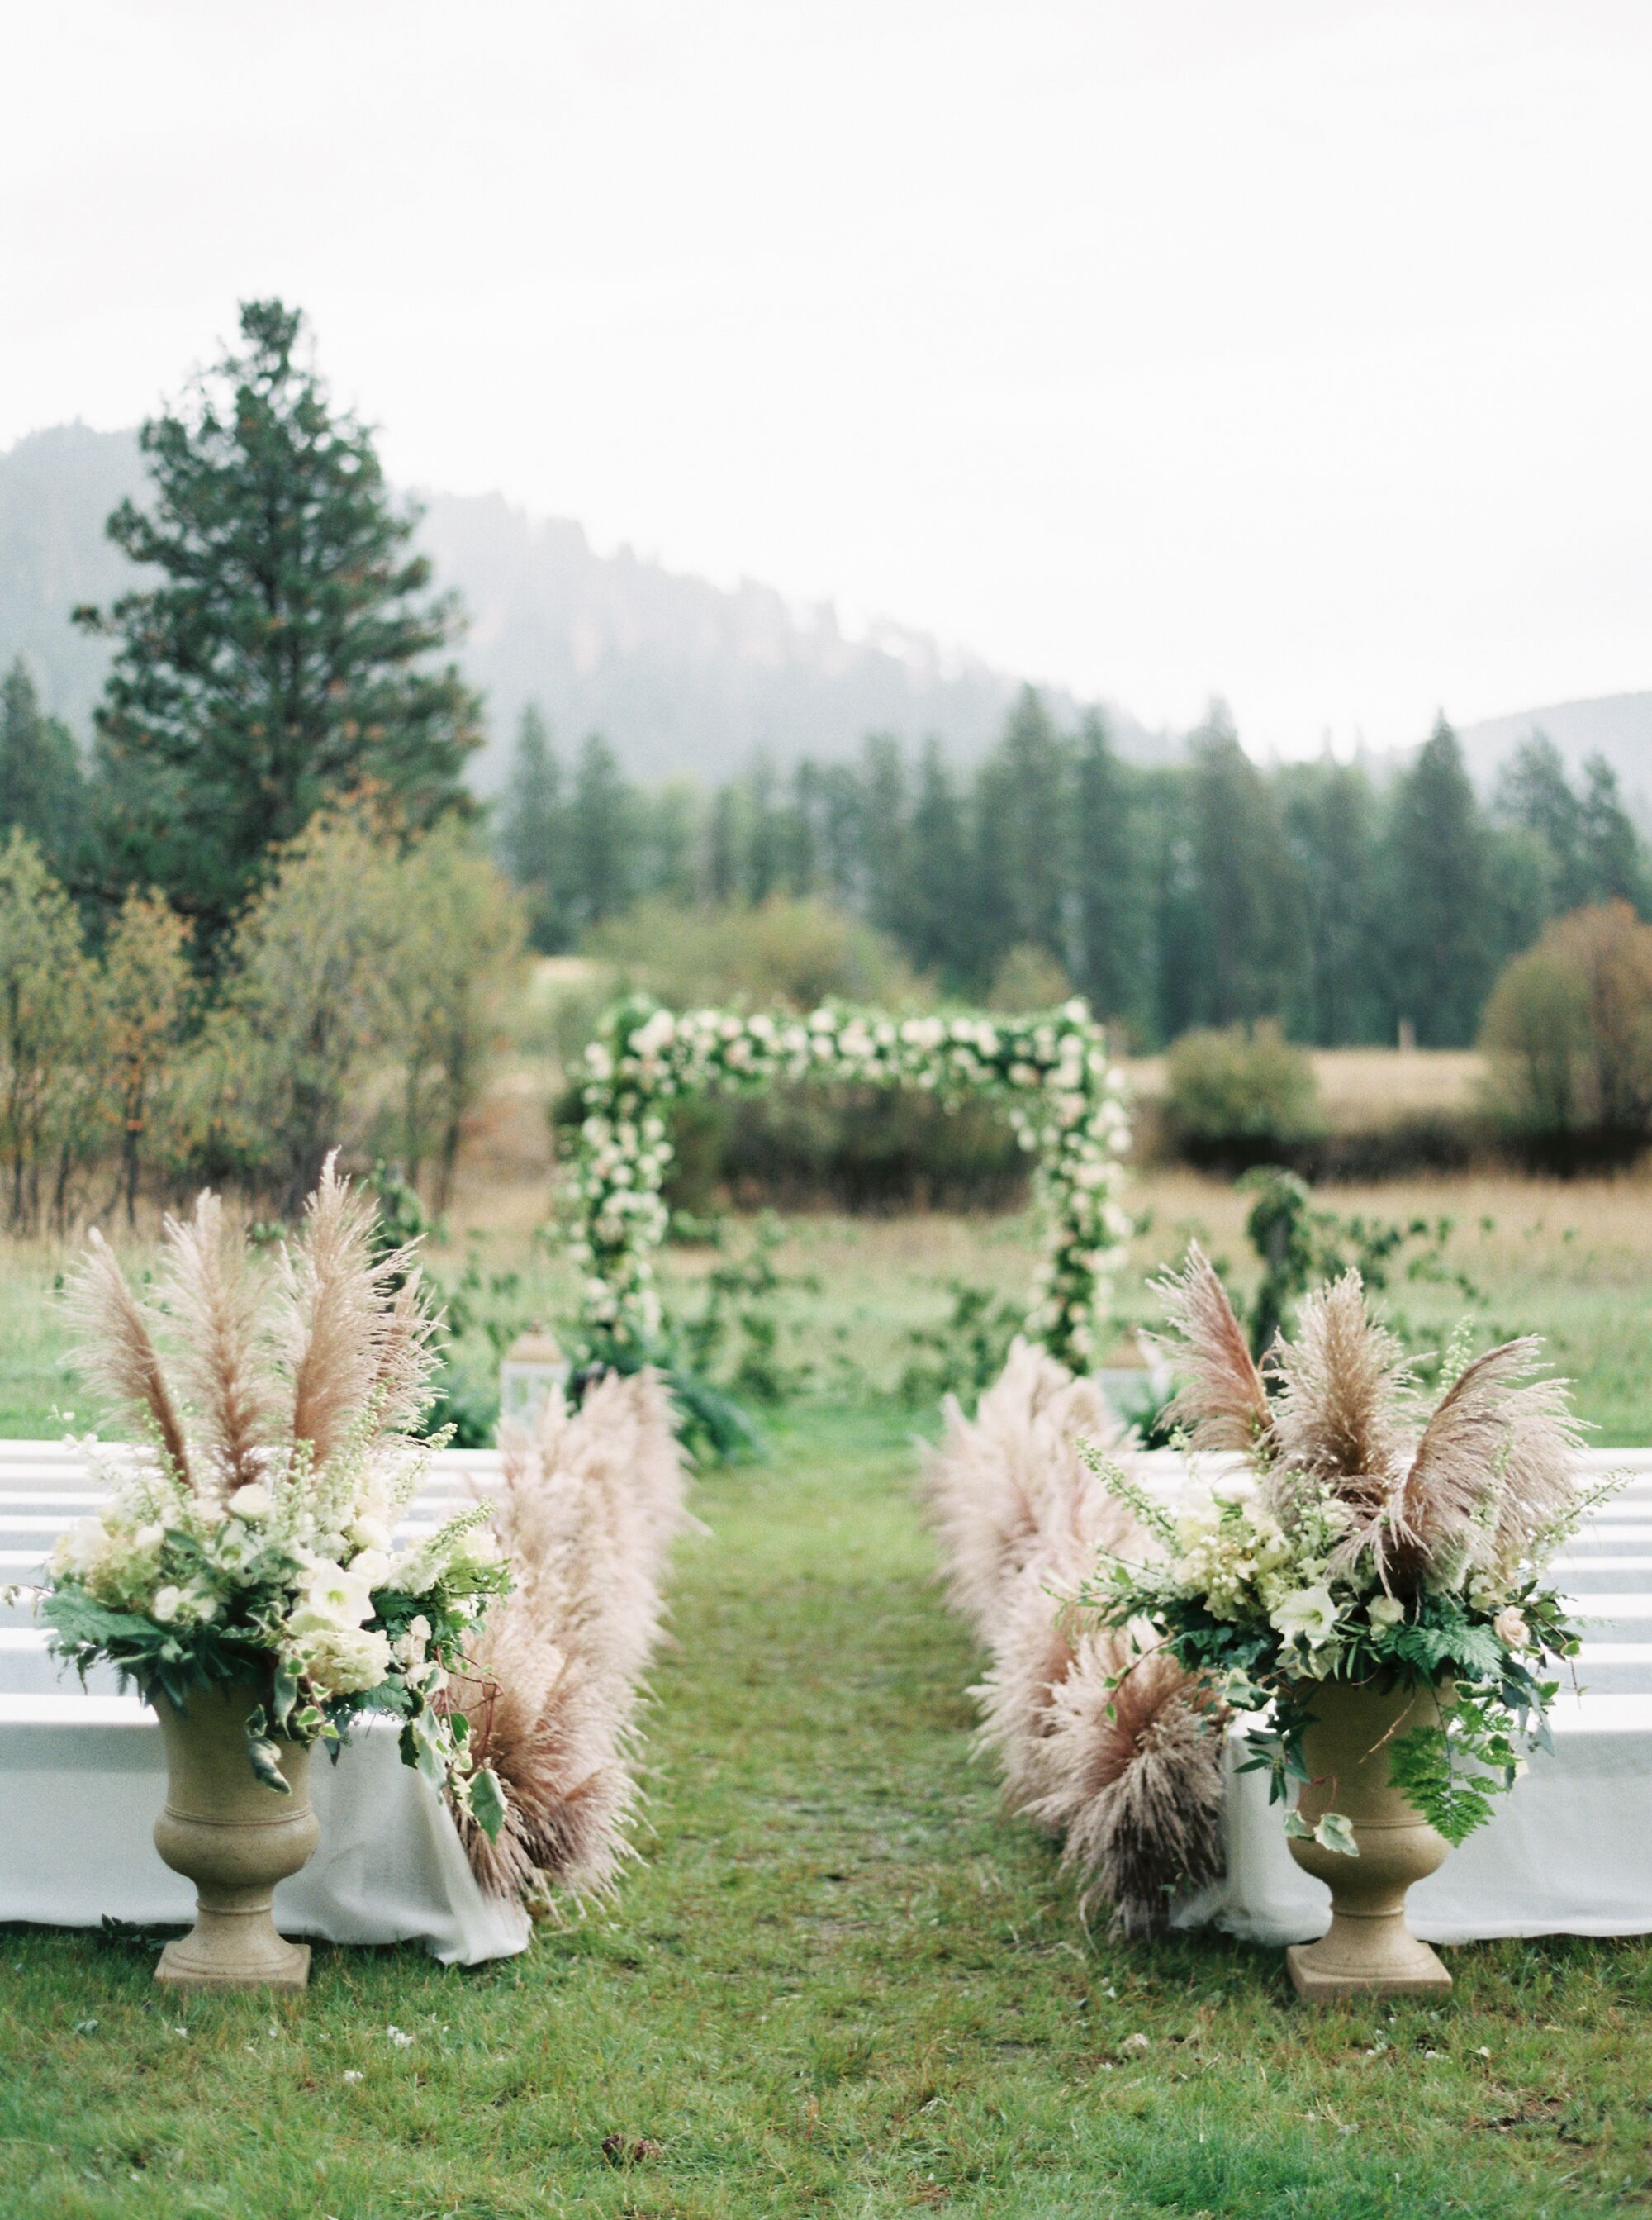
243,1714 -> 292,1797
1283,1810 -> 1315,1840
468,1765 -> 508,1842
1314,1810 -> 1360,1858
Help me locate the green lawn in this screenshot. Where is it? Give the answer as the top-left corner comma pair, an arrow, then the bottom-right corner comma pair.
4,1400 -> 1650,2219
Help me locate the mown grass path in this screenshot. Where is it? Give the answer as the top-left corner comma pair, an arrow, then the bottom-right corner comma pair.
2,1402 -> 1650,2218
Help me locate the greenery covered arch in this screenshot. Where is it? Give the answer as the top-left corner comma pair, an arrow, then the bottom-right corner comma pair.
567,996 -> 1132,1370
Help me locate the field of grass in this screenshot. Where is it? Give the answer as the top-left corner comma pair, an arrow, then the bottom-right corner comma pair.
4,1401 -> 1650,2219
4,1159 -> 1651,2217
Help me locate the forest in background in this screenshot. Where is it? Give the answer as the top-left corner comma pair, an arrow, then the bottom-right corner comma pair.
496,693 -> 1648,1050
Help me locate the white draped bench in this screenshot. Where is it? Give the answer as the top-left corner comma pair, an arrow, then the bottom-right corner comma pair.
1131,1448 -> 1652,1947
0,1446 -> 529,1966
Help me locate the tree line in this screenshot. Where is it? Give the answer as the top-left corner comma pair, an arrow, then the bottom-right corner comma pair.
499,692 -> 1648,1049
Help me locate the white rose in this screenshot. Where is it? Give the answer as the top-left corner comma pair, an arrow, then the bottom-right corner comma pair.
290,1559 -> 375,1634
1367,1595 -> 1406,1629
299,1626 -> 393,1697
133,1522 -> 166,1552
1270,1585 -> 1340,1648
349,1548 -> 392,1590
226,1482 -> 271,1522
349,1514 -> 391,1554
1494,1606 -> 1530,1651
151,1585 -> 185,1624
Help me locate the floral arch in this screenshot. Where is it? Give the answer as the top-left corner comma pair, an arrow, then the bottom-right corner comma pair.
566,995 -> 1132,1371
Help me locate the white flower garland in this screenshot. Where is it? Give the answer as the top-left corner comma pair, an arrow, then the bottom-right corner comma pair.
567,995 -> 1132,1369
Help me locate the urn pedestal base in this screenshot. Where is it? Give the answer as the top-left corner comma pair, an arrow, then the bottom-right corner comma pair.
1285,1679 -> 1454,2005
152,1683 -> 319,1992
1286,1928 -> 1451,2003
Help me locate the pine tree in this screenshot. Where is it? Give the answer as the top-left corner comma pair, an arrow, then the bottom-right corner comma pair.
1578,754 -> 1647,912
1184,709 -> 1303,1027
566,734 -> 634,928
900,739 -> 973,986
1070,711 -> 1142,1031
977,687 -> 1070,971
1497,734 -> 1587,912
75,299 -> 481,943
499,702 -> 569,951
1281,757 -> 1380,1043
0,658 -> 88,877
1381,716 -> 1492,1046
784,759 -> 822,896
705,782 -> 743,906
744,752 -> 787,904
858,734 -> 909,934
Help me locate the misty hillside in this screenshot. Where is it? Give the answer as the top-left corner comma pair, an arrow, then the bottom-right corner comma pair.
0,424 -> 1164,787
1459,695 -> 1652,817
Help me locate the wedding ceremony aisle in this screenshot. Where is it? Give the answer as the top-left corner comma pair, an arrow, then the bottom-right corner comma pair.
3,1403 -> 1650,2220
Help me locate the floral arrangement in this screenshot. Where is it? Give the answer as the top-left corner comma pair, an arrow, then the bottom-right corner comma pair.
1082,1248 -> 1606,1851
569,994 -> 1131,1369
40,1160 -> 510,1836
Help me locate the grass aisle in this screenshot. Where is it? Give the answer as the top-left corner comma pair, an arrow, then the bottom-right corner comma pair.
2,1401 -> 1650,2218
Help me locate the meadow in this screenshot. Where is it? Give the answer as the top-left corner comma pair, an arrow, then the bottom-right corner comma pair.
4,1104 -> 1652,2218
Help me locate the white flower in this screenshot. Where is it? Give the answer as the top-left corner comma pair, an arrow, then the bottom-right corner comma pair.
290,1558 -> 375,1635
133,1522 -> 167,1552
51,1516 -> 109,1578
226,1482 -> 271,1522
1494,1606 -> 1530,1651
299,1626 -> 393,1697
1270,1585 -> 1340,1648
1367,1594 -> 1405,1630
393,1613 -> 432,1667
348,1548 -> 391,1590
151,1585 -> 185,1624
349,1514 -> 391,1554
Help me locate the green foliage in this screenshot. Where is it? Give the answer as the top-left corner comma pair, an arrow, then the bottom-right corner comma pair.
1479,900 -> 1652,1163
75,298 -> 481,944
900,1279 -> 1025,1405
1240,1165 -> 1486,1358
1384,719 -> 1493,1048
0,656 -> 88,877
679,1212 -> 818,1405
1163,1021 -> 1322,1167
586,892 -> 916,1012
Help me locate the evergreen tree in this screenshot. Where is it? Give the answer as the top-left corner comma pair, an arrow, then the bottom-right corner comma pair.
819,763 -> 864,906
1497,734 -> 1586,912
1184,709 -> 1303,1027
899,739 -> 973,986
1578,753 -> 1647,911
1070,711 -> 1142,1031
744,752 -> 787,904
784,759 -> 822,896
566,734 -> 634,929
499,702 -> 569,952
858,734 -> 909,934
1281,757 -> 1380,1043
639,778 -> 701,906
977,687 -> 1070,971
705,782 -> 743,906
0,658 -> 87,877
1381,716 -> 1492,1046
75,299 -> 481,943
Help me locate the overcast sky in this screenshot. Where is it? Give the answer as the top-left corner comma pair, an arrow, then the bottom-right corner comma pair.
5,0 -> 1649,755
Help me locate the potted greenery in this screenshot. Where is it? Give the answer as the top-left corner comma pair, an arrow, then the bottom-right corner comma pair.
1084,1248 -> 1603,2000
41,1159 -> 510,1989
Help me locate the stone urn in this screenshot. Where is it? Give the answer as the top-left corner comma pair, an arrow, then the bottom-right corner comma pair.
1284,1676 -> 1453,2002
152,1680 -> 319,1990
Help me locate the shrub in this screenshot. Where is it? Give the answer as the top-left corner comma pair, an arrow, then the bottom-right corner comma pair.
1162,1022 -> 1322,1169
1479,901 -> 1652,1167
583,896 -> 917,1011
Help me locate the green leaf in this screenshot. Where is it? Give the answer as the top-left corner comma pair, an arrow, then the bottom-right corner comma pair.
1314,1810 -> 1360,1858
468,1765 -> 508,1842
244,1728 -> 292,1797
1283,1810 -> 1314,1840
